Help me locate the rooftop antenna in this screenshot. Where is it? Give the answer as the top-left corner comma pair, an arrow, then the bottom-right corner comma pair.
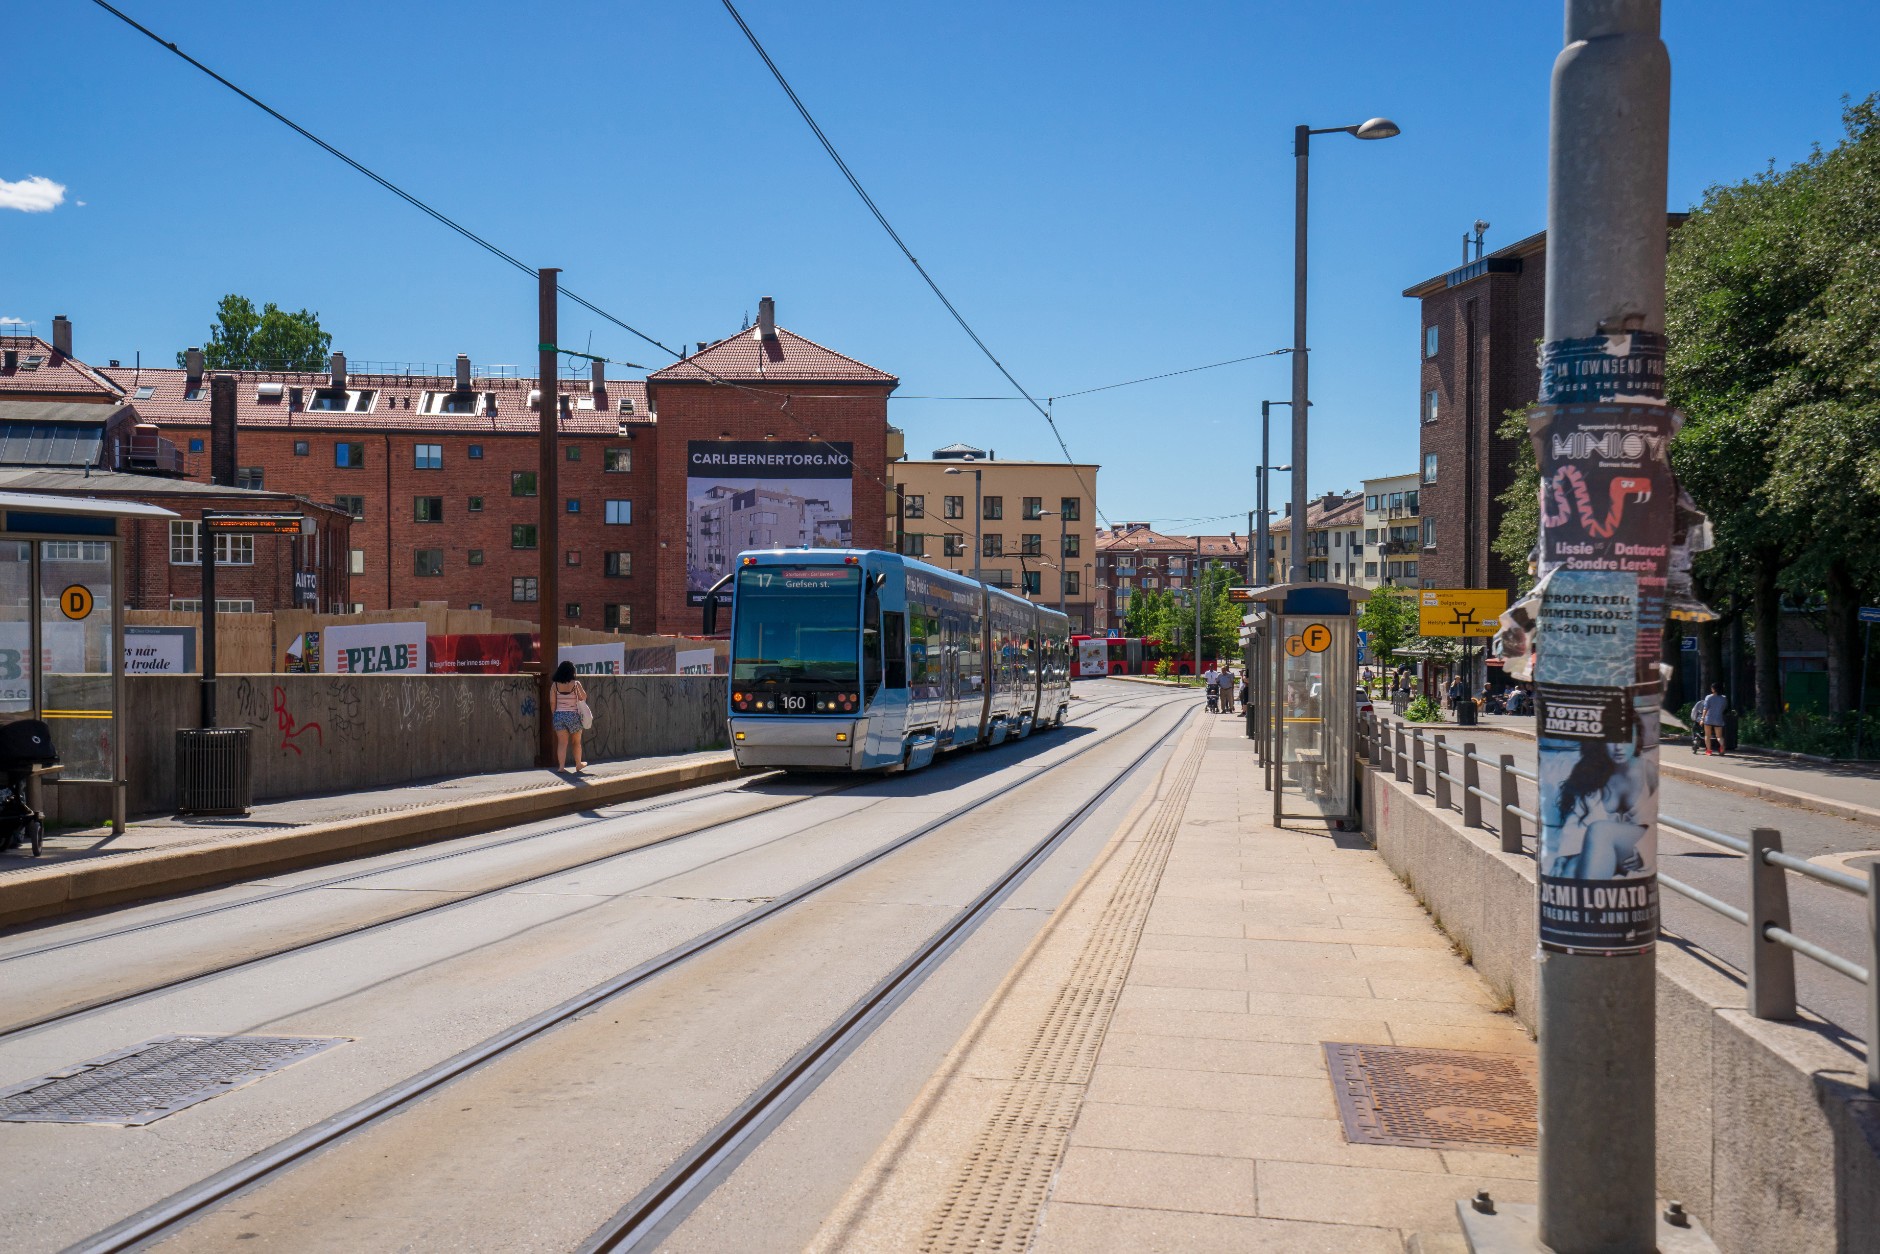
1472,219 -> 1491,260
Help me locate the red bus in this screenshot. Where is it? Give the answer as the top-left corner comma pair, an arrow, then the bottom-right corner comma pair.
1072,635 -> 1155,677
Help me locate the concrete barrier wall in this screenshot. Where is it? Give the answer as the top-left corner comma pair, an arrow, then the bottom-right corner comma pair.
1362,762 -> 1880,1254
54,673 -> 727,822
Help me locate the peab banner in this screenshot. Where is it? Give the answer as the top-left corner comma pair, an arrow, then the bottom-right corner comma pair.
685,440 -> 854,606
326,622 -> 427,675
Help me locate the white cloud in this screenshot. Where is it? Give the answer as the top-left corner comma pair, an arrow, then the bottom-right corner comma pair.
0,317 -> 25,326
0,176 -> 68,213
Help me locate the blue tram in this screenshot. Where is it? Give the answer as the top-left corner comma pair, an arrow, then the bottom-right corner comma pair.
719,549 -> 1073,771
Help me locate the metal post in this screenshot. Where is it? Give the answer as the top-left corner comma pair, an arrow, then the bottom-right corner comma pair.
1461,743 -> 1482,827
1746,828 -> 1797,1020
1289,127 -> 1310,584
1411,730 -> 1428,796
199,510 -> 217,729
972,469 -> 982,585
1867,861 -> 1879,1095
1856,619 -> 1872,759
1433,735 -> 1451,809
1394,726 -> 1409,784
1194,535 -> 1203,672
537,268 -> 560,768
1498,754 -> 1523,853
1258,401 -> 1270,585
111,533 -> 125,834
1058,512 -> 1067,614
1535,6 -> 1669,1249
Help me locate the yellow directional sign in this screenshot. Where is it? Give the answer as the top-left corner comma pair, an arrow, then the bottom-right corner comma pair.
60,585 -> 94,621
1284,634 -> 1306,657
1418,589 -> 1508,638
1301,623 -> 1332,653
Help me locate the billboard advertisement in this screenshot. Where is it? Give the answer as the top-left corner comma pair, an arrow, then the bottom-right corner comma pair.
685,440 -> 853,606
326,622 -> 427,675
560,643 -> 626,676
428,634 -> 537,674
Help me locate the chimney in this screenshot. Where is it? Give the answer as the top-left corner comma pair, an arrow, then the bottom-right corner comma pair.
590,357 -> 605,396
51,315 -> 72,358
455,353 -> 471,390
756,296 -> 777,342
330,351 -> 347,390
184,347 -> 204,390
209,374 -> 238,487
696,341 -> 708,356
3,350 -> 15,373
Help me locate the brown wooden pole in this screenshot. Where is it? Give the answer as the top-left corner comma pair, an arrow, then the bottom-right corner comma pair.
538,269 -> 560,767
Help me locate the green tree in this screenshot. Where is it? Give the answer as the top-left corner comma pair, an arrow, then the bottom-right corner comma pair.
1491,406 -> 1540,597
1358,585 -> 1418,668
180,294 -> 332,371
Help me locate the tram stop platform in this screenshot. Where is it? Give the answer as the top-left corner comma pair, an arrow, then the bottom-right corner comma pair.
816,707 -> 1535,1253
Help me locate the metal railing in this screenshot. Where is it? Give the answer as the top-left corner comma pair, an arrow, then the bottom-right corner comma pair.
1359,711 -> 1879,1094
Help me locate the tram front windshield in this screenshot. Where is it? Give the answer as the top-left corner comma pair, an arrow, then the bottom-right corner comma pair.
732,565 -> 861,690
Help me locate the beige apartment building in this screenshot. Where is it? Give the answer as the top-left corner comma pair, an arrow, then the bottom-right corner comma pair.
891,443 -> 1100,632
1362,471 -> 1424,588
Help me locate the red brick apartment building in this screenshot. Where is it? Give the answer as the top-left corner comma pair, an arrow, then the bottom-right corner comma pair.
1,300 -> 897,635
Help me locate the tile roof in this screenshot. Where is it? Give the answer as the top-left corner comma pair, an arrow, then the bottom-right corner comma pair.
86,366 -> 650,435
1304,493 -> 1366,529
1096,525 -> 1246,556
0,336 -> 124,398
648,326 -> 897,385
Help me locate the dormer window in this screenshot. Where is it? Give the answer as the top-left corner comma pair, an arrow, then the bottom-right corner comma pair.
134,386 -> 155,400
20,355 -> 44,372
418,390 -> 480,416
308,388 -> 377,413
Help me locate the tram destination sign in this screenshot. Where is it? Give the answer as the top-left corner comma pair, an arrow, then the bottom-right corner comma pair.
203,513 -> 313,535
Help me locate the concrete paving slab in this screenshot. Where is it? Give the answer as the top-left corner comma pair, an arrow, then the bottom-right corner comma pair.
1032,1201 -> 1403,1254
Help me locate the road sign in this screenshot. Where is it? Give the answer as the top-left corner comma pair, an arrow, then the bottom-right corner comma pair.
59,585 -> 93,620
1284,634 -> 1306,657
204,513 -> 311,535
1418,588 -> 1508,638
1860,606 -> 1880,625
1301,623 -> 1332,653
1680,636 -> 1697,651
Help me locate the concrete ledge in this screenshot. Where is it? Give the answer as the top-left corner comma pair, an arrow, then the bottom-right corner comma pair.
1362,762 -> 1880,1254
0,754 -> 742,931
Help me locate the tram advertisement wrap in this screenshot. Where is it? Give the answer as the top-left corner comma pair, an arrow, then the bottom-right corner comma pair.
1531,400 -> 1676,954
685,441 -> 854,607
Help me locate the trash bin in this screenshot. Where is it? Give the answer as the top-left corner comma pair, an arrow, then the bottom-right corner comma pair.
1456,700 -> 1479,727
176,727 -> 253,815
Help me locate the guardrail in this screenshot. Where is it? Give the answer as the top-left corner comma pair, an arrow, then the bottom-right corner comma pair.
1359,711 -> 1879,1095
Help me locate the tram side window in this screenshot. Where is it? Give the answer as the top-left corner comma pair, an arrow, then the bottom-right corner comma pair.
863,584 -> 884,694
884,611 -> 908,689
910,609 -> 942,688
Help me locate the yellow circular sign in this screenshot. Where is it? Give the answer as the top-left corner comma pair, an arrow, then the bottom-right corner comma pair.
60,584 -> 94,621
1302,623 -> 1332,653
1284,634 -> 1306,657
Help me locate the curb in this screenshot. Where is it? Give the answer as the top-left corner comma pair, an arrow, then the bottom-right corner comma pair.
0,754 -> 744,931
1461,723 -> 1880,830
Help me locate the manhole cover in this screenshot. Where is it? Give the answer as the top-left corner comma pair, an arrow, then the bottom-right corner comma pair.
0,1034 -> 348,1126
1323,1042 -> 1536,1152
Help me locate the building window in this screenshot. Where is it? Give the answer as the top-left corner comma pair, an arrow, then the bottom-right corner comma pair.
566,602 -> 582,618
468,496 -> 483,512
903,494 -> 925,519
1424,324 -> 1439,358
566,445 -> 582,462
1022,570 -> 1042,595
189,438 -> 204,453
293,440 -> 309,457
512,577 -> 538,603
308,388 -> 376,413
944,495 -> 964,520
168,521 -> 195,565
605,551 -> 632,577
512,471 -> 537,496
1405,561 -> 1419,578
605,500 -> 632,525
1062,534 -> 1081,558
466,548 -> 486,567
335,442 -> 365,468
605,603 -> 632,630
1064,570 -> 1081,595
1366,561 -> 1378,577
415,549 -> 444,577
414,496 -> 444,523
1060,496 -> 1081,521
350,549 -> 365,575
1423,518 -> 1437,547
1424,390 -> 1439,423
1366,527 -> 1378,542
901,533 -> 927,557
605,448 -> 631,473
469,444 -> 484,460
168,598 -> 255,613
1022,496 -> 1043,520
418,390 -> 480,416
234,467 -> 265,491
944,534 -> 966,557
983,496 -> 1003,520
512,524 -> 537,549
414,443 -> 443,469
567,498 -> 581,514
566,550 -> 580,567
982,534 -> 1003,557
1423,453 -> 1439,482
1407,490 -> 1420,514
167,522 -> 254,566
1018,533 -> 1041,556
1366,495 -> 1379,511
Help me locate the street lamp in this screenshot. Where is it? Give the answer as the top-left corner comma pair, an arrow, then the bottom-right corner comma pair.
1036,508 -> 1068,614
1257,397 -> 1300,587
1290,117 -> 1400,581
944,462 -> 983,584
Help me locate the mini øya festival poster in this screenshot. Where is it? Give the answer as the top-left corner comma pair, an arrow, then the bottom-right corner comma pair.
685,441 -> 853,607
1532,392 -> 1677,955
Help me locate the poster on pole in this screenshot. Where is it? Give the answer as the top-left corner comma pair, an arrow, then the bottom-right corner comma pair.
326,622 -> 427,674
685,441 -> 853,606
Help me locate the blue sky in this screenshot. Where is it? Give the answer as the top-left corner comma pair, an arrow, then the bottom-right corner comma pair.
7,2 -> 1876,531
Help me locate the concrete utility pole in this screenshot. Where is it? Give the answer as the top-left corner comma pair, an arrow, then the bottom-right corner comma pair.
1194,535 -> 1203,670
537,268 -> 560,769
1532,4 -> 1671,1251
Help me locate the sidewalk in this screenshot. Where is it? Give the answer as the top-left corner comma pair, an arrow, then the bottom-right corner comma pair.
818,711 -> 1531,1252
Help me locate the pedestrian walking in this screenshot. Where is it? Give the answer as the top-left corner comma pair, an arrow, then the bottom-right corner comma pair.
1447,675 -> 1467,715
1220,668 -> 1237,714
551,660 -> 590,772
1694,683 -> 1728,756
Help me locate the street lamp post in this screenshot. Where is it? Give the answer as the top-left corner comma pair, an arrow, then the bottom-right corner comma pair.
1289,117 -> 1399,582
1257,399 -> 1296,585
944,463 -> 983,584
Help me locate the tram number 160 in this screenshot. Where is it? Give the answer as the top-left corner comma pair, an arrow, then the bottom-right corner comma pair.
781,694 -> 809,712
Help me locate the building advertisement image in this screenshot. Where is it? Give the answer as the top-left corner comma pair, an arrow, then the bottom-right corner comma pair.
685,441 -> 853,606
326,622 -> 427,675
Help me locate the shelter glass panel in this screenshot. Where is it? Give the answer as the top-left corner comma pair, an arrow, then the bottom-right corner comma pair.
40,540 -> 117,781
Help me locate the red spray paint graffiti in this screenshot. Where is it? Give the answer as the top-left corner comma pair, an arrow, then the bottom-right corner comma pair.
274,685 -> 324,755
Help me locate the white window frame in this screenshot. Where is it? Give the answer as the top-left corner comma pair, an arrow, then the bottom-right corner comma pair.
168,522 -> 254,566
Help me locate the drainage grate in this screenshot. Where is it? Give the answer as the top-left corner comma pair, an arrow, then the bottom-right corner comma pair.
1324,1042 -> 1537,1152
0,1034 -> 348,1126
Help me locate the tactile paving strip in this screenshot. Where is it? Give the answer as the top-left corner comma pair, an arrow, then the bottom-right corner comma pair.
1324,1041 -> 1537,1152
0,1034 -> 348,1126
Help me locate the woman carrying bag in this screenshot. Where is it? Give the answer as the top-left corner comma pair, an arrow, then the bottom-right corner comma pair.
550,660 -> 591,772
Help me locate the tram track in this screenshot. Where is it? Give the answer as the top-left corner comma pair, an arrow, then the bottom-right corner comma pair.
59,689 -> 1189,1254
0,690 -> 1159,1041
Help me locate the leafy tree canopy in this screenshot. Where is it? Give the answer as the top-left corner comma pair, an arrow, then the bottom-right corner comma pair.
180,294 -> 332,371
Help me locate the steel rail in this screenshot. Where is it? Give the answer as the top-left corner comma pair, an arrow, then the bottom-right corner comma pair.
582,706 -> 1195,1252
70,691 -> 1188,1254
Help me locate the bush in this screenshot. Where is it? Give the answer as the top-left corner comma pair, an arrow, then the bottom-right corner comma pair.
1736,710 -> 1880,760
1153,658 -> 1172,679
1404,695 -> 1445,723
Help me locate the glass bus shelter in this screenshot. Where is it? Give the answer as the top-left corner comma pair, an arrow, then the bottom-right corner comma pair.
1242,582 -> 1370,829
0,492 -> 179,834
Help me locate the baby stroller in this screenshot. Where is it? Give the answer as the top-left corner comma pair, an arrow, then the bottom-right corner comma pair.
0,719 -> 57,858
1204,681 -> 1220,714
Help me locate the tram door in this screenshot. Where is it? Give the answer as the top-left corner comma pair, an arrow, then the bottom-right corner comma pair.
939,610 -> 961,742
